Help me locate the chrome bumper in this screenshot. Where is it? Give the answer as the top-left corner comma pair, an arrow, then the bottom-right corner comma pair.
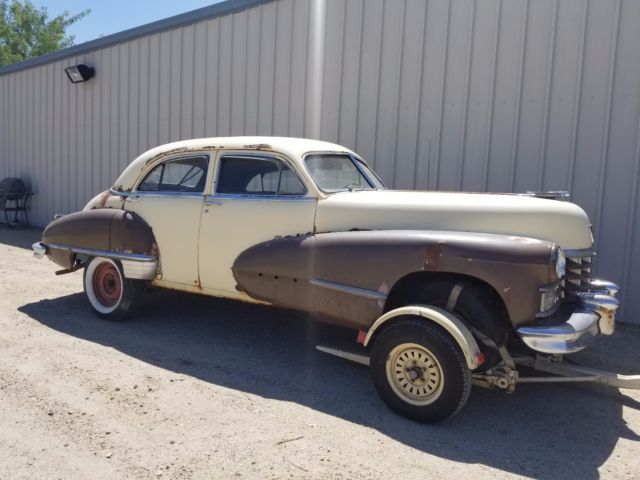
31,241 -> 157,280
32,242 -> 47,259
517,280 -> 620,354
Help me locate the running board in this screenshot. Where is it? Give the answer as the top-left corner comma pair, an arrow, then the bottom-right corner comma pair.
316,345 -> 370,366
515,356 -> 640,389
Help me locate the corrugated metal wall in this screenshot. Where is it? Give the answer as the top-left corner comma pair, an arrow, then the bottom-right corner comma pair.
1,0 -> 640,322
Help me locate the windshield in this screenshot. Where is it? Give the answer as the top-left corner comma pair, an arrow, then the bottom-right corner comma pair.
304,153 -> 385,192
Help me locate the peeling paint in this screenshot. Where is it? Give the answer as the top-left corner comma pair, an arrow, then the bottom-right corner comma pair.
96,190 -> 111,209
243,143 -> 272,150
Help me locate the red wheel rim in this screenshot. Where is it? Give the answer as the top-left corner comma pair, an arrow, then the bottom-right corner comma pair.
92,262 -> 122,307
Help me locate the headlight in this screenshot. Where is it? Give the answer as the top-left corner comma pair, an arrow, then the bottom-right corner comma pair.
554,248 -> 566,279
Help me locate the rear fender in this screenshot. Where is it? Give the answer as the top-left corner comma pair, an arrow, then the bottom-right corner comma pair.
40,209 -> 158,280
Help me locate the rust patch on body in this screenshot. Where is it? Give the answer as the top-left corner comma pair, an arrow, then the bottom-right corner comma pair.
423,243 -> 444,270
243,143 -> 272,150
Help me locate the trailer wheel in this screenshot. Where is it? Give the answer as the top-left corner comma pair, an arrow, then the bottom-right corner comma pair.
370,317 -> 471,423
83,257 -> 144,321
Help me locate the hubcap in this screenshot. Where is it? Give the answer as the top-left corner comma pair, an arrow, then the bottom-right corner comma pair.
92,262 -> 122,307
386,343 -> 444,406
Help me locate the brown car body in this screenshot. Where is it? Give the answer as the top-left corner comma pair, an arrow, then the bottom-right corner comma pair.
42,209 -> 557,333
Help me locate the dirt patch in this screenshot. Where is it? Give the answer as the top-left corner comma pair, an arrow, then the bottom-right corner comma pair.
1,226 -> 639,479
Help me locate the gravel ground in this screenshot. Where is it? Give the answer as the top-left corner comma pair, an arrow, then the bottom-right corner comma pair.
1,225 -> 639,480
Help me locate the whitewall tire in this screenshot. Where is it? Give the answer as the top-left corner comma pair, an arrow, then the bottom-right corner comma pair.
83,257 -> 145,321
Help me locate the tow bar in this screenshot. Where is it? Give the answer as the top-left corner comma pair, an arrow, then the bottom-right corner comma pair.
316,345 -> 640,392
513,355 -> 640,389
470,354 -> 640,392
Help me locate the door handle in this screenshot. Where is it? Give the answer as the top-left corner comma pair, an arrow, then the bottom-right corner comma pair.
205,201 -> 222,207
126,195 -> 141,203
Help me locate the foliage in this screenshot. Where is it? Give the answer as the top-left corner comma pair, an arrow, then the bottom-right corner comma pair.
0,0 -> 89,67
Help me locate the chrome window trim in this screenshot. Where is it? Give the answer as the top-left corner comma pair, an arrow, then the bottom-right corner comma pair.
206,193 -> 315,203
350,153 -> 386,188
109,187 -> 129,198
301,151 -> 382,193
133,153 -> 211,195
213,152 -> 310,198
129,191 -> 205,199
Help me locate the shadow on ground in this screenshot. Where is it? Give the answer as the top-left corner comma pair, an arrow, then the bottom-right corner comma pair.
0,225 -> 42,250
19,290 -> 640,479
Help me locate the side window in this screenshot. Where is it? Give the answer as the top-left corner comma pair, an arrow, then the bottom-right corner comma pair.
217,156 -> 306,196
138,156 -> 209,193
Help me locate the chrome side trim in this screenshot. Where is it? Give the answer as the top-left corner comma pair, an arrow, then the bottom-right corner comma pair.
32,242 -> 46,259
310,278 -> 387,301
46,243 -> 156,262
128,191 -> 205,199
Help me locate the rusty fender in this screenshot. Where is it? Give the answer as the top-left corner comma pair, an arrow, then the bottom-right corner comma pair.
40,209 -> 158,280
232,230 -> 557,331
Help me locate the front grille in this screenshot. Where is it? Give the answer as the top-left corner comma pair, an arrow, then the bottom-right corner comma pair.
563,255 -> 592,298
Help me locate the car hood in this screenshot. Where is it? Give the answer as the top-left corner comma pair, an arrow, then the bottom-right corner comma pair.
314,190 -> 593,250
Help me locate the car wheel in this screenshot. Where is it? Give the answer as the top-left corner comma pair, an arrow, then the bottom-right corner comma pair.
370,318 -> 471,423
83,257 -> 144,321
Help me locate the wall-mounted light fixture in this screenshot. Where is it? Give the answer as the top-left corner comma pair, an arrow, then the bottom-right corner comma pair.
64,64 -> 95,84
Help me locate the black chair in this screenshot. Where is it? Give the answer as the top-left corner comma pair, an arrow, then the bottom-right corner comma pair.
0,177 -> 34,226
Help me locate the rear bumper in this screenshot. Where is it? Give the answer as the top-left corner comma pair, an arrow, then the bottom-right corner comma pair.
32,241 -> 157,280
516,280 -> 620,354
32,242 -> 46,258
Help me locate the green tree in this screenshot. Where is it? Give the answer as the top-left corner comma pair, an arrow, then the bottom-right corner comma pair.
0,0 -> 89,67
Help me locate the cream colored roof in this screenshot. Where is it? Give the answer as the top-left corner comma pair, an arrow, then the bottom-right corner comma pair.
112,136 -> 354,192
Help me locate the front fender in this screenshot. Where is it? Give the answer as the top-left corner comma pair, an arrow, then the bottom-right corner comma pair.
232,230 -> 556,330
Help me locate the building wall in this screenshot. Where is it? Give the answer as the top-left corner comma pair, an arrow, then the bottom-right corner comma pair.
1,0 -> 640,322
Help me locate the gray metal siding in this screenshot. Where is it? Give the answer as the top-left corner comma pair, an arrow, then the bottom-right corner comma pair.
1,0 -> 639,322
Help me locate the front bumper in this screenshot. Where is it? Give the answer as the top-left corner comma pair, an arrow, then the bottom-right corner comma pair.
516,280 -> 620,354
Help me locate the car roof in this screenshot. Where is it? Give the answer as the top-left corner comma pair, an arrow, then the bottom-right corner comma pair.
112,136 -> 354,192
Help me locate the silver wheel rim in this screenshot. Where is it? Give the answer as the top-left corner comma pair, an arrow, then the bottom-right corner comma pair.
386,343 -> 444,406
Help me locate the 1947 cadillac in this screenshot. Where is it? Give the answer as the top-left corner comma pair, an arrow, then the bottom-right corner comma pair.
33,136 -> 640,423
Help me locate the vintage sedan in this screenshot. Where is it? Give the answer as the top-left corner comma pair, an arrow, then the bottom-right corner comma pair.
33,137 -> 638,423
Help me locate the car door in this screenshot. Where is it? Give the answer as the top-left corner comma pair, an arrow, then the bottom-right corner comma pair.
124,154 -> 211,287
198,151 -> 316,297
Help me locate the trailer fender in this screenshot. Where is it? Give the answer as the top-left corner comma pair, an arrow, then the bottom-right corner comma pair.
363,305 -> 484,370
